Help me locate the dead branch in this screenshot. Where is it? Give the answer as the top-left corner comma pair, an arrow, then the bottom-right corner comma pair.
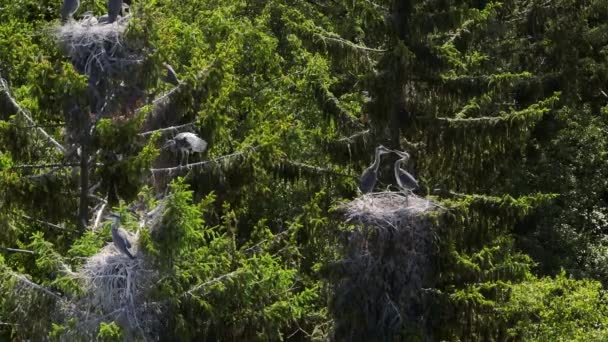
139,122 -> 195,137
0,78 -> 66,154
0,247 -> 36,255
150,146 -> 258,175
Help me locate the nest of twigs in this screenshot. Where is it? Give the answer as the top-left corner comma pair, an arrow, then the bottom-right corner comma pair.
57,215 -> 165,341
331,192 -> 441,341
53,15 -> 137,76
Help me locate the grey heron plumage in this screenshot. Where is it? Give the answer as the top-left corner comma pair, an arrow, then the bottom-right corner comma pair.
107,0 -> 123,23
394,151 -> 419,193
161,62 -> 181,86
359,145 -> 392,194
108,213 -> 135,259
163,132 -> 208,165
61,0 -> 80,23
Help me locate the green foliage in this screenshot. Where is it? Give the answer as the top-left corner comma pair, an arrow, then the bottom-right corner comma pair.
97,322 -> 123,341
1,0 -> 608,340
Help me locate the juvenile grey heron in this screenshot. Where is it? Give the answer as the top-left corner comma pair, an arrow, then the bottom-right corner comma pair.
394,150 -> 419,194
107,0 -> 123,23
61,0 -> 80,23
163,132 -> 208,165
107,213 -> 135,259
161,62 -> 181,86
359,145 -> 392,194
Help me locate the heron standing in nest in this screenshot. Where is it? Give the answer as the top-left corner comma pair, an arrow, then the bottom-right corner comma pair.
107,0 -> 123,23
163,132 -> 208,166
61,0 -> 80,23
107,213 -> 135,259
393,150 -> 420,204
359,145 -> 392,194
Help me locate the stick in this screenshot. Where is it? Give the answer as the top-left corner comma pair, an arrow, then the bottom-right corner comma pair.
0,247 -> 36,255
150,146 -> 257,174
0,78 -> 66,153
139,122 -> 195,137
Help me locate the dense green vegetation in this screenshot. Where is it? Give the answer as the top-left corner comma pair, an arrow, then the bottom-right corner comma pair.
1,0 -> 608,340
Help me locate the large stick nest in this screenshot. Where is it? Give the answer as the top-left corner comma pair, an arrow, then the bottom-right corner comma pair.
331,192 -> 441,340
53,16 -> 139,78
57,215 -> 165,341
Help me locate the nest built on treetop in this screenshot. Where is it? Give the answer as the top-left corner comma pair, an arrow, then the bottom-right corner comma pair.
331,192 -> 441,340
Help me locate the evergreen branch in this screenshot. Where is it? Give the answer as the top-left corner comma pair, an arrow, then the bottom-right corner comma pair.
183,270 -> 244,297
0,78 -> 66,154
316,85 -> 364,130
150,146 -> 258,174
5,162 -> 102,170
434,116 -> 504,123
139,122 -> 195,137
7,270 -> 62,300
136,59 -> 217,116
337,129 -> 370,143
280,159 -> 357,179
21,214 -> 68,231
314,34 -> 387,53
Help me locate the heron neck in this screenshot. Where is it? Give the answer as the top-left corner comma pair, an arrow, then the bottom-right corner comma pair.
372,149 -> 383,172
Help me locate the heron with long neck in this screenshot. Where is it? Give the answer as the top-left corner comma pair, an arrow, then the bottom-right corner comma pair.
393,150 -> 419,196
359,145 -> 392,194
107,213 -> 135,259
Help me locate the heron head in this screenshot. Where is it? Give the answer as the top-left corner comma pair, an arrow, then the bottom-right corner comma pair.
395,150 -> 411,160
376,145 -> 392,155
162,139 -> 176,150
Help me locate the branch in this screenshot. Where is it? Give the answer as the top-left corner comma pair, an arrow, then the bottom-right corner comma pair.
4,162 -> 102,170
0,247 -> 36,255
314,34 -> 387,53
280,159 -> 357,179
150,146 -> 258,174
0,78 -> 66,154
337,129 -> 370,143
139,122 -> 195,137
21,214 -> 67,231
7,270 -> 62,300
183,270 -> 243,297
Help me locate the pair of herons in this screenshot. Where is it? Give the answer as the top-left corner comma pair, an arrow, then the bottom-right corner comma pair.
359,145 -> 420,195
61,0 -> 126,23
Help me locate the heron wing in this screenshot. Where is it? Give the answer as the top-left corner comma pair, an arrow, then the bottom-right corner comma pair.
117,228 -> 132,249
398,168 -> 419,189
359,168 -> 377,193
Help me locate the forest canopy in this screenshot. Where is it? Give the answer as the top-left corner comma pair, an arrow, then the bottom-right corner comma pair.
1,0 -> 608,340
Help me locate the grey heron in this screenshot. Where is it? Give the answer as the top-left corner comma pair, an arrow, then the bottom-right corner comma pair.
161,62 -> 181,86
107,213 -> 135,259
163,132 -> 208,165
107,0 -> 123,23
61,0 -> 80,23
359,145 -> 392,194
393,150 -> 419,194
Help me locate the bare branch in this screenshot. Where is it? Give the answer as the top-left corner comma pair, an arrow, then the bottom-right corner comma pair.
150,145 -> 258,174
139,122 -> 195,137
0,78 -> 66,153
0,247 -> 36,255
